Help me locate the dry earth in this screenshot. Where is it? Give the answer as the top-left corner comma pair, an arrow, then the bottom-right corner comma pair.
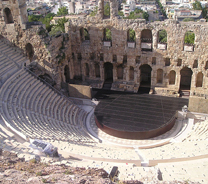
0,148 -> 199,184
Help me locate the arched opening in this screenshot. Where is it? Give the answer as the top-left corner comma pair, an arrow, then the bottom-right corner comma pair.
180,67 -> 193,90
169,70 -> 176,85
157,69 -> 163,84
104,62 -> 113,82
4,8 -> 14,24
25,43 -> 34,62
127,29 -> 136,42
85,63 -> 89,77
141,29 -> 152,51
103,28 -> 111,41
64,65 -> 70,83
95,63 -> 100,78
80,28 -> 90,41
158,29 -> 167,43
129,66 -> 134,81
139,64 -> 152,87
196,72 -> 203,87
117,64 -> 123,80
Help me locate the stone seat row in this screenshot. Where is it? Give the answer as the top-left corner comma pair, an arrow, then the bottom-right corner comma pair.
0,69 -> 94,144
183,120 -> 208,141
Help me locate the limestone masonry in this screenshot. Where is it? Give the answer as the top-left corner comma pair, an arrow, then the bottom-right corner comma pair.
0,0 -> 208,113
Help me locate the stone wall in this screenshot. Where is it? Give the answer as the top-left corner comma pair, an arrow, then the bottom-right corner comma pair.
0,0 -> 208,110
66,4 -> 208,98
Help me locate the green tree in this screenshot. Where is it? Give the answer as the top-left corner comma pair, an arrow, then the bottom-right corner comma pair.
39,13 -> 55,32
57,7 -> 68,16
56,17 -> 69,32
104,3 -> 110,16
142,12 -> 149,21
49,17 -> 68,36
193,1 -> 202,10
184,31 -> 195,44
158,30 -> 167,43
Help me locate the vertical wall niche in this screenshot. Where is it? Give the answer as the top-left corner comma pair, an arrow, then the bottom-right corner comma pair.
113,55 -> 117,62
95,63 -> 100,78
169,70 -> 176,85
4,8 -> 14,24
152,57 -> 156,65
77,53 -> 82,61
164,58 -> 170,66
157,69 -> 163,84
117,64 -> 123,79
64,65 -> 70,83
72,53 -> 75,60
193,60 -> 198,68
90,52 -> 95,60
100,53 -> 104,61
205,61 -> 208,70
85,63 -> 89,77
177,59 -> 182,66
123,55 -> 127,64
196,72 -> 203,87
129,66 -> 134,81
136,56 -> 141,64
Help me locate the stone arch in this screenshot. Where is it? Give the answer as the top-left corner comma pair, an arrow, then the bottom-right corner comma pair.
4,8 -> 14,24
157,69 -> 163,84
85,63 -> 89,77
117,64 -> 123,80
196,72 -> 203,87
103,28 -> 111,41
169,70 -> 176,85
158,29 -> 167,43
129,66 -> 134,81
180,67 -> 193,90
139,64 -> 152,87
127,29 -> 136,42
64,65 -> 70,83
95,63 -> 100,78
104,62 -> 113,82
25,43 -> 34,62
141,29 -> 152,51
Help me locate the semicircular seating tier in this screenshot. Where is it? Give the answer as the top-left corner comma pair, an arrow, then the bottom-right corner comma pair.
0,40 -> 95,145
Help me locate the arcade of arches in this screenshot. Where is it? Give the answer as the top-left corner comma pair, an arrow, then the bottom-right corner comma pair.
64,60 -> 205,95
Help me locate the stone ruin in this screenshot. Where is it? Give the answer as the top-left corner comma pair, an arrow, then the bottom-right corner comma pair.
0,0 -> 208,113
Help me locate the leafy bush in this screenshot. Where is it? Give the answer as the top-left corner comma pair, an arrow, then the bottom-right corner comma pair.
184,31 -> 195,44
158,30 -> 167,43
